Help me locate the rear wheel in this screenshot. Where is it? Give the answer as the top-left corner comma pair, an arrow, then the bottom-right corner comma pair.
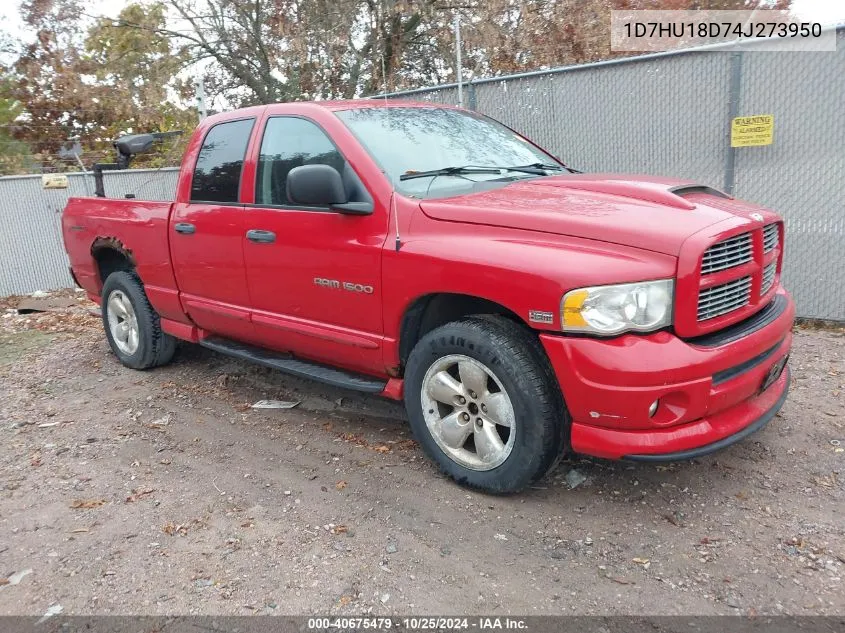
404,316 -> 568,493
101,271 -> 176,370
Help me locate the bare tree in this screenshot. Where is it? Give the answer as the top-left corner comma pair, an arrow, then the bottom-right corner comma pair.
98,0 -> 796,105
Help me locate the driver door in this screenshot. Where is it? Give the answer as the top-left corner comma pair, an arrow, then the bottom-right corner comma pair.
242,116 -> 388,374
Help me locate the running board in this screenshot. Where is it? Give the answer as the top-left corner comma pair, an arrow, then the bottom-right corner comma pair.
199,336 -> 387,393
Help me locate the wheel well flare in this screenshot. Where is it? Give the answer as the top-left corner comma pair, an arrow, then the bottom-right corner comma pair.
399,293 -> 523,365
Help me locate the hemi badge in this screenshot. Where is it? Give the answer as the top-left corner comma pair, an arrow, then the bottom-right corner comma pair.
529,310 -> 554,324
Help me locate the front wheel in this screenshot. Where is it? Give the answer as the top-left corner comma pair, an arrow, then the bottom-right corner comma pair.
404,316 -> 568,493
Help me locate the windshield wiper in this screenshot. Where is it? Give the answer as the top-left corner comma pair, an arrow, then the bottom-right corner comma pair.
399,166 -> 502,181
398,162 -> 574,182
502,162 -> 567,174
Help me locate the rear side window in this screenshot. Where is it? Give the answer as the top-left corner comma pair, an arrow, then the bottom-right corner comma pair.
256,117 -> 345,206
190,118 -> 255,203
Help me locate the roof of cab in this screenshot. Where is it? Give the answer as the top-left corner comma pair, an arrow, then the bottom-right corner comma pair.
317,99 -> 459,111
254,99 -> 460,114
203,99 -> 460,126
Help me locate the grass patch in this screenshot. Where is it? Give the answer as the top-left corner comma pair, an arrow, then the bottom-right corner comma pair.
0,330 -> 56,366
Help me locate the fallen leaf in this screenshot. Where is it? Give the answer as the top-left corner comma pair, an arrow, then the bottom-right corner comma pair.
70,499 -> 106,509
333,525 -> 348,534
609,576 -> 632,585
335,480 -> 347,490
0,579 -> 8,586
162,517 -> 205,536
125,488 -> 155,503
162,522 -> 188,536
812,473 -> 839,488
373,445 -> 391,454
632,557 -> 650,565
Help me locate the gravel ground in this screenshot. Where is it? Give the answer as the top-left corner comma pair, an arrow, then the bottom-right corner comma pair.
0,292 -> 843,617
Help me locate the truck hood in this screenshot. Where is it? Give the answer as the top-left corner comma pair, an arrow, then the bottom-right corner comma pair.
419,174 -> 772,256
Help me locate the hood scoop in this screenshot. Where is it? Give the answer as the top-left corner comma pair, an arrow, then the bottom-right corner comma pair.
534,178 -> 731,210
668,184 -> 733,200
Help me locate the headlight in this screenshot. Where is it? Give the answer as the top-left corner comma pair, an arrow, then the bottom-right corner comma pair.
561,279 -> 674,335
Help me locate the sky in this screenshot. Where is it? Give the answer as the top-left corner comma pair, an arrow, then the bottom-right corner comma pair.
790,0 -> 845,25
0,0 -> 119,43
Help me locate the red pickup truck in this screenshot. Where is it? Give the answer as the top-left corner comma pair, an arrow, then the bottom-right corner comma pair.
62,101 -> 794,493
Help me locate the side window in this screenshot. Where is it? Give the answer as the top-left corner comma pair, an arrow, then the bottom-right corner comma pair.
256,117 -> 345,206
190,118 -> 255,203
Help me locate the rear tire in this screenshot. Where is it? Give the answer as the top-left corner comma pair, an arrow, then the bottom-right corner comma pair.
404,315 -> 568,493
101,271 -> 176,370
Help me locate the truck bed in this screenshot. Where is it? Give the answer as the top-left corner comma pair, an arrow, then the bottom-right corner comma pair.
62,196 -> 177,306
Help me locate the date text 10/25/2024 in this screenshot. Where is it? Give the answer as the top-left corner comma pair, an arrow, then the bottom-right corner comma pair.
306,617 -> 528,630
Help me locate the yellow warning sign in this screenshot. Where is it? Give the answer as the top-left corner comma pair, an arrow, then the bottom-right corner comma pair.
41,173 -> 69,189
731,114 -> 774,147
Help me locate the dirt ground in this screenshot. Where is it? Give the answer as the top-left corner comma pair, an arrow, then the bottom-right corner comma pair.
0,291 -> 843,617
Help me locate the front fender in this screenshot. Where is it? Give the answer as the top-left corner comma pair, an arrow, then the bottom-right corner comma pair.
381,217 -> 677,367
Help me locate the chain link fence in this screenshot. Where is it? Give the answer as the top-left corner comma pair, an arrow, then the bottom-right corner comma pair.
383,27 -> 844,321
0,168 -> 178,296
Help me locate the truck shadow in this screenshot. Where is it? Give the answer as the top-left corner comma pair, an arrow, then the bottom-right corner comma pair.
170,339 -> 781,504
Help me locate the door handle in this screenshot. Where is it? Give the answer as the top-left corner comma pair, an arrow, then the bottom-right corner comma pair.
246,229 -> 276,244
174,222 -> 196,235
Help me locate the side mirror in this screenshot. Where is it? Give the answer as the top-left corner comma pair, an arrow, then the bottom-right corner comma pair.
286,164 -> 348,208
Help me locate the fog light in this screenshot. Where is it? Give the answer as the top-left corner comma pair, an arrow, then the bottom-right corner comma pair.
648,399 -> 659,418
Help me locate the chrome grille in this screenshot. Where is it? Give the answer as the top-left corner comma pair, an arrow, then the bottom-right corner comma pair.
697,276 -> 752,321
761,262 -> 777,294
701,232 -> 753,274
763,223 -> 779,253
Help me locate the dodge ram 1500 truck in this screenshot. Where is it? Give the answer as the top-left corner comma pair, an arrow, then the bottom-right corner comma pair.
62,101 -> 794,493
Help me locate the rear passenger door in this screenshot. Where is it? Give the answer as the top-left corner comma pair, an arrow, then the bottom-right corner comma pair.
242,116 -> 387,374
170,118 -> 256,341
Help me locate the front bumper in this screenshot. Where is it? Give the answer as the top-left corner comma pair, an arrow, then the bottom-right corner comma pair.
540,288 -> 794,460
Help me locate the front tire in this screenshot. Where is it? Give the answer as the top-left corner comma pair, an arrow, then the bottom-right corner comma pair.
101,271 -> 176,370
404,316 -> 568,493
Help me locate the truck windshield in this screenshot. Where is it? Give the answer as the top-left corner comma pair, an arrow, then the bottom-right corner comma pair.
335,106 -> 567,199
